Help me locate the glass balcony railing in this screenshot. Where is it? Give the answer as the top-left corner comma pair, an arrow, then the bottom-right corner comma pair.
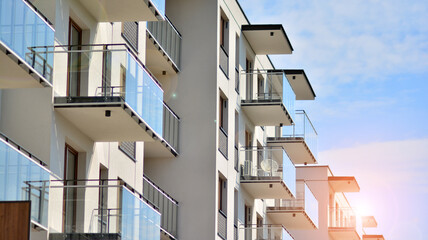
241,146 -> 296,197
329,207 -> 363,237
281,110 -> 318,158
274,180 -> 318,228
0,0 -> 54,82
147,16 -> 182,70
0,132 -> 56,228
151,0 -> 165,18
48,179 -> 160,240
46,44 -> 167,138
241,70 -> 295,121
143,175 -> 178,239
239,225 -> 294,240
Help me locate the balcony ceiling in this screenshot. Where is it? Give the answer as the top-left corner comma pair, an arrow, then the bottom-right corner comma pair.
328,176 -> 360,192
242,24 -> 293,55
54,102 -> 156,142
240,180 -> 294,199
329,228 -> 360,240
267,138 -> 317,165
266,210 -> 317,230
0,44 -> 49,89
77,0 -> 162,22
241,103 -> 293,126
284,69 -> 316,100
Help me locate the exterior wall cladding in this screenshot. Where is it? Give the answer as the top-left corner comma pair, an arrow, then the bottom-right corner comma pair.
0,0 -> 384,240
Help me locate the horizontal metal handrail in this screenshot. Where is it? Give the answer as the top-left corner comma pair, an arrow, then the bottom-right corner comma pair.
28,43 -> 162,89
143,175 -> 178,205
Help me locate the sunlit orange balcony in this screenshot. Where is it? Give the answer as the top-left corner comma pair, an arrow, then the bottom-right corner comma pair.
363,235 -> 385,240
328,207 -> 363,240
329,176 -> 360,192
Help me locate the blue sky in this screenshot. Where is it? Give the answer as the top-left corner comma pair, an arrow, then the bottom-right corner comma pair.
239,0 -> 428,239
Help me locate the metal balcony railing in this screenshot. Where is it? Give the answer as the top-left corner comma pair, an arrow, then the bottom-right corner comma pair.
218,210 -> 227,239
0,0 -> 54,82
143,175 -> 178,239
239,224 -> 294,240
241,70 -> 295,121
147,16 -> 182,71
241,146 -> 296,197
270,180 -> 318,228
329,207 -> 363,237
220,45 -> 229,77
44,179 -> 160,239
219,127 -> 228,158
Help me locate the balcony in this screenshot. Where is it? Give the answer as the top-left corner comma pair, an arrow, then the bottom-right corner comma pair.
284,70 -> 316,100
51,44 -> 179,156
0,0 -> 54,89
242,24 -> 293,55
362,216 -> 377,228
143,175 -> 178,240
267,110 -> 317,165
329,176 -> 360,192
363,235 -> 385,240
0,132 -> 56,229
329,207 -> 363,240
241,70 -> 295,126
239,224 -> 294,240
48,180 -> 161,240
146,17 -> 182,75
76,0 -> 165,22
267,180 -> 318,229
240,147 -> 296,199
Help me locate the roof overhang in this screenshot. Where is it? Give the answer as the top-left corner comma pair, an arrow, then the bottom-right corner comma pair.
284,69 -> 316,100
328,176 -> 360,192
242,24 -> 293,55
362,216 -> 378,228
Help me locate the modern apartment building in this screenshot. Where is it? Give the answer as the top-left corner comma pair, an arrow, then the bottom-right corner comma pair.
0,0 -> 384,240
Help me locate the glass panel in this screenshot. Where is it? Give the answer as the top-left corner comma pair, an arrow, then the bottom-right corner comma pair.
0,138 -> 52,227
282,150 -> 296,197
125,52 -> 164,137
282,110 -> 318,158
305,184 -> 318,228
0,0 -> 54,82
282,72 -> 295,121
282,227 -> 294,240
121,187 -> 160,240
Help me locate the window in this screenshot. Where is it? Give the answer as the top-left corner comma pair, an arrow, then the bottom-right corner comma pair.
122,22 -> 138,52
219,95 -> 228,131
235,35 -> 240,93
119,141 -> 136,161
218,177 -> 227,213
